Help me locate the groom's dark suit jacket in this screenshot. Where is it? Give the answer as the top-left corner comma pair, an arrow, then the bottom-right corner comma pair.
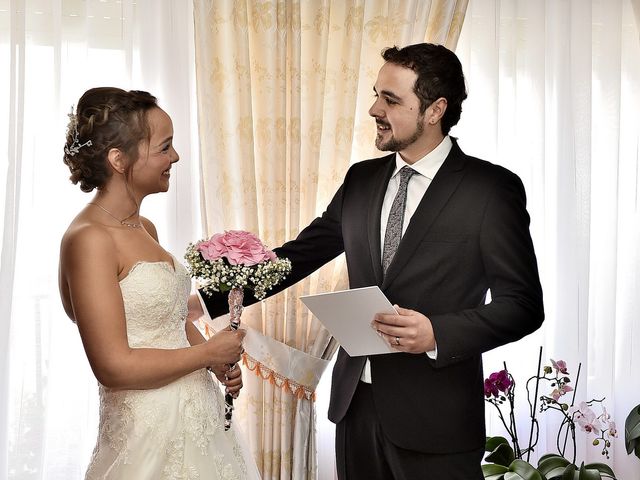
202,140 -> 544,454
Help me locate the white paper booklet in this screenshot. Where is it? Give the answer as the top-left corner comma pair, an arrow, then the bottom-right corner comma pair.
299,286 -> 400,356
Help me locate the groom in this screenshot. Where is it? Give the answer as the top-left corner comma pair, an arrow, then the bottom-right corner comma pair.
201,43 -> 544,479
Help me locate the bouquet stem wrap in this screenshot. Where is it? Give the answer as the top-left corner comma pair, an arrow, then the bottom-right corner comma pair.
224,286 -> 244,431
184,230 -> 292,431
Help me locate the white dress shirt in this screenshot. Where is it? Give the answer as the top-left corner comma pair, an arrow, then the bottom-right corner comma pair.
360,135 -> 452,383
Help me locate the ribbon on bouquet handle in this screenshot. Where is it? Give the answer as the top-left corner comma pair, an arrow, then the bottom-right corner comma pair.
224,286 -> 244,431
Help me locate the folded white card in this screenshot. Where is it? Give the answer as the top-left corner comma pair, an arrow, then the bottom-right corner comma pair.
299,286 -> 400,356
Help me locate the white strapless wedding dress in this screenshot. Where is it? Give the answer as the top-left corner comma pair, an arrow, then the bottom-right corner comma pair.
85,260 -> 260,480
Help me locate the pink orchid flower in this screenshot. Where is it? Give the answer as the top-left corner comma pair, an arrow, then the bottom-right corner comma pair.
483,370 -> 513,398
569,401 -> 590,419
577,413 -> 602,434
601,407 -> 618,437
550,359 -> 569,374
550,384 -> 573,401
570,401 -> 602,434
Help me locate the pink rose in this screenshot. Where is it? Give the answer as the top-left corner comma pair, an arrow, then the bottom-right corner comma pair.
197,230 -> 276,266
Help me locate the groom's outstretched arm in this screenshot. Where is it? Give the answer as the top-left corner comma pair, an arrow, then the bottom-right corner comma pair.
199,183 -> 347,319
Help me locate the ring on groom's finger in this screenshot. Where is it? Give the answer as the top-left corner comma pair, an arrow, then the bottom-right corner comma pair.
395,336 -> 401,346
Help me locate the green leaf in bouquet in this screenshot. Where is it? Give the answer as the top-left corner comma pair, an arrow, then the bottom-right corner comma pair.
485,438 -> 515,467
482,463 -> 509,480
625,404 -> 640,458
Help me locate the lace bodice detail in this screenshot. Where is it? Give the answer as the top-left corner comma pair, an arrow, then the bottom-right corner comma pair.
85,260 -> 256,480
120,260 -> 190,349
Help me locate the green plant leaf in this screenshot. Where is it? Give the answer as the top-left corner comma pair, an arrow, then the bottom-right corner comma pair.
486,436 -> 512,451
505,473 -> 538,480
561,464 -> 578,480
538,455 -> 571,479
577,462 -> 603,480
583,463 -> 615,477
486,442 -> 516,467
483,463 -> 509,479
538,453 -> 566,464
625,404 -> 640,458
509,459 -> 544,480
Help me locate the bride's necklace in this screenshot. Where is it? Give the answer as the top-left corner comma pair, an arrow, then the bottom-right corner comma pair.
88,202 -> 142,228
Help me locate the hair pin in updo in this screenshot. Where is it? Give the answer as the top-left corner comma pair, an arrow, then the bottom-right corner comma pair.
64,106 -> 92,157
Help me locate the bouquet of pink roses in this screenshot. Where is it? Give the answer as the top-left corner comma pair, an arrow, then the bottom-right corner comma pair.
185,230 -> 291,430
185,230 -> 291,301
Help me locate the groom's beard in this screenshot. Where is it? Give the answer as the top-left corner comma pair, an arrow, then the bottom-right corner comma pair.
374,114 -> 425,152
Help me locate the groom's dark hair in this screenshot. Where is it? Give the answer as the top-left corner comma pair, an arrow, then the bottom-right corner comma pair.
382,43 -> 467,135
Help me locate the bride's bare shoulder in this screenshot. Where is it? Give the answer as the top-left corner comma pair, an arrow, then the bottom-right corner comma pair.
60,216 -> 116,265
59,217 -> 118,321
139,215 -> 158,241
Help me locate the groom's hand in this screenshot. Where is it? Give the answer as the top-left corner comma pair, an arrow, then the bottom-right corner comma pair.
372,305 -> 436,353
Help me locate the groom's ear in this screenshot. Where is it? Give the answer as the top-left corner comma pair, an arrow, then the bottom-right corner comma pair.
426,97 -> 447,126
106,148 -> 127,175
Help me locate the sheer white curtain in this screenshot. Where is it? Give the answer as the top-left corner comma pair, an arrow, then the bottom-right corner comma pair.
0,1 -> 200,478
455,0 -> 640,477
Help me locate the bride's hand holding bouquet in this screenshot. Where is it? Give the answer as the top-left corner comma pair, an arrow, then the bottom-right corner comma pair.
185,230 -> 292,429
201,328 -> 247,372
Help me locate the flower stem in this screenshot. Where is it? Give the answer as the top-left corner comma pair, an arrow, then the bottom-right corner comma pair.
562,362 -> 581,461
526,346 -> 543,463
504,362 -> 521,458
490,394 -> 518,453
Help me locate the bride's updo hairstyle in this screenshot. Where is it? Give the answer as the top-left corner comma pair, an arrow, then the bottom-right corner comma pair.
63,87 -> 158,192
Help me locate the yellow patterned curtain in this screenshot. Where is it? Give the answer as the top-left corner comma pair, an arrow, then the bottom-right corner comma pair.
633,0 -> 640,44
193,1 -> 467,478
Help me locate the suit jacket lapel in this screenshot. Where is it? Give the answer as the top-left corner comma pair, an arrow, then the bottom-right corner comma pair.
367,154 -> 396,286
382,142 -> 467,289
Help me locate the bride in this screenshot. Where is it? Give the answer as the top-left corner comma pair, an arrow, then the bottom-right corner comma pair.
58,87 -> 260,479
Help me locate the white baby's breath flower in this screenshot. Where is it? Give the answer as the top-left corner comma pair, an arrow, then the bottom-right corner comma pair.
184,239 -> 292,300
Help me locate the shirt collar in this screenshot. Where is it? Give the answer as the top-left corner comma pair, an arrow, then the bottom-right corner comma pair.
392,135 -> 453,180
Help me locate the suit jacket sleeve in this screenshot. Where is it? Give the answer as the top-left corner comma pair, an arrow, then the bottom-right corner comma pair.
199,181 -> 347,319
429,169 -> 544,368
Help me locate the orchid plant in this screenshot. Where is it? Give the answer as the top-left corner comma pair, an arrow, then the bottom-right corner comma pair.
482,348 -> 618,480
627,404 -> 640,461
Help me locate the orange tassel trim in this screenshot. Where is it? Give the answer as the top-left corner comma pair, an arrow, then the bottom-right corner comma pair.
241,353 -> 317,402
